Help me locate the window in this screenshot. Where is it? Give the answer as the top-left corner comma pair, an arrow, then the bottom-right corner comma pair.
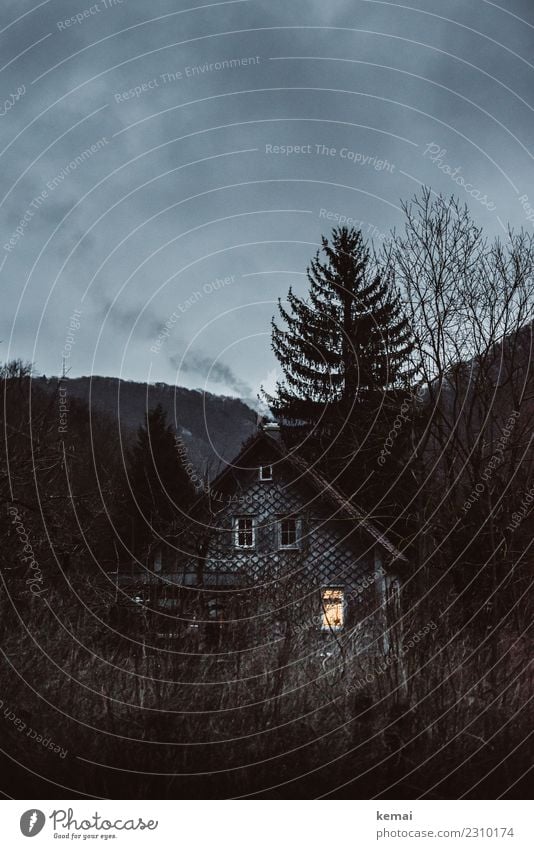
234,516 -> 255,548
207,597 -> 225,621
259,464 -> 273,481
279,517 -> 298,549
321,588 -> 345,630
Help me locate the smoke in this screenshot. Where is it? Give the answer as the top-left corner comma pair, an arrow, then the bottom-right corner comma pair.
171,352 -> 253,398
95,294 -> 163,339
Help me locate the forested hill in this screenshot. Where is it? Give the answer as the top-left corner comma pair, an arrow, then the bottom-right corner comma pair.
35,375 -> 258,477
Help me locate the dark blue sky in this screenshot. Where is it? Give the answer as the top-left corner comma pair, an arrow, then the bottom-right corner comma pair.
1,0 -> 533,398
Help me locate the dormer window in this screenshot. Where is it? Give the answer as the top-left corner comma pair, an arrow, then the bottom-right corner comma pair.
234,516 -> 255,548
259,464 -> 273,481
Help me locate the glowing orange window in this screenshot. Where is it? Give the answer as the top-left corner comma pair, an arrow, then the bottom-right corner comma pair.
321,587 -> 344,630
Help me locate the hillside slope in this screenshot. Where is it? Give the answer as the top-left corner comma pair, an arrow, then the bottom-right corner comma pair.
36,375 -> 258,477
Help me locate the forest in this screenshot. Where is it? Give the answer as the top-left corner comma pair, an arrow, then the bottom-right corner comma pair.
1,189 -> 532,799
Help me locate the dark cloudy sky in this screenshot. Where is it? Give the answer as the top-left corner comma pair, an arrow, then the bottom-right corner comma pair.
2,0 -> 534,398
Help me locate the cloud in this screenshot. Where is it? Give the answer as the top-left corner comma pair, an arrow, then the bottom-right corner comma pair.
93,292 -> 164,339
3,0 -> 534,388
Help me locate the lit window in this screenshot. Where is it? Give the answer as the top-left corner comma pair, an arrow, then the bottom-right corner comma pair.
259,465 -> 273,481
234,516 -> 255,548
321,588 -> 344,630
279,517 -> 298,548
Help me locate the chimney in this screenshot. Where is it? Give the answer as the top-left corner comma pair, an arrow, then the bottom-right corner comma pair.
261,421 -> 282,442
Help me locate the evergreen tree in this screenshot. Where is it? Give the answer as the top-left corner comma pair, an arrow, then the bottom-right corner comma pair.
267,227 -> 415,503
126,404 -> 196,553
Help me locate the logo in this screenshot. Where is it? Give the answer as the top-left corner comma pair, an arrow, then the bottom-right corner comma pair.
20,809 -> 45,837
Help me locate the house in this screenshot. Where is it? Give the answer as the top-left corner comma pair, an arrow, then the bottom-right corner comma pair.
126,422 -> 407,652
199,422 -> 406,647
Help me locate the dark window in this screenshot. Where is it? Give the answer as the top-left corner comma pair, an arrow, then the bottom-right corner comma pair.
259,464 -> 273,481
234,516 -> 255,548
279,517 -> 298,548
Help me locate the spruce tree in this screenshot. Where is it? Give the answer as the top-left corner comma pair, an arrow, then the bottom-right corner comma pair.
126,404 -> 196,553
268,227 -> 415,502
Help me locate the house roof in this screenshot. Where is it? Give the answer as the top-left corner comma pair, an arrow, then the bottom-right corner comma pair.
209,427 -> 408,565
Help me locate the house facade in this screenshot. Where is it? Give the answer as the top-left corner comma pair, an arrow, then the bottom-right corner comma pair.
185,424 -> 404,649
119,423 -> 406,654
